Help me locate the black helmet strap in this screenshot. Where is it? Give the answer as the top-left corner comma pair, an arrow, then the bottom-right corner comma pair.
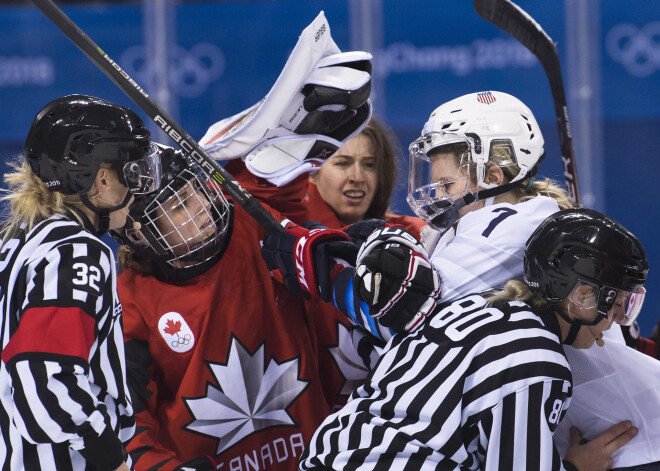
554,301 -> 608,346
564,322 -> 582,346
553,306 -> 582,346
429,180 -> 522,231
79,190 -> 133,236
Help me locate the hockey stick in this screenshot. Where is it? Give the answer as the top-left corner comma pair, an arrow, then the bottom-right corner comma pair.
30,0 -> 284,234
473,0 -> 581,206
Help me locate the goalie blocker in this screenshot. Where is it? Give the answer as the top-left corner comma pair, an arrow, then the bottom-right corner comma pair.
201,12 -> 372,186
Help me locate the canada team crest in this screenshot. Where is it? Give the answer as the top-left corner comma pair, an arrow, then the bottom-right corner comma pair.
158,312 -> 195,352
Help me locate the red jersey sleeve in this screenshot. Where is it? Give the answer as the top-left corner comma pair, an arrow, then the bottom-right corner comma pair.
224,160 -> 309,225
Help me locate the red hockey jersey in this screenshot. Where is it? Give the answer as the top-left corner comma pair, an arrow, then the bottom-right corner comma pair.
299,182 -> 428,411
118,200 -> 333,471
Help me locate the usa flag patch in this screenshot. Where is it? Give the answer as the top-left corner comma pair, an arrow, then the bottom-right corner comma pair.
477,91 -> 496,104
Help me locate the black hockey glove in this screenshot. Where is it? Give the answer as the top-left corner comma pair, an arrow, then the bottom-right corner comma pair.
261,221 -> 358,302
342,218 -> 386,247
354,227 -> 441,333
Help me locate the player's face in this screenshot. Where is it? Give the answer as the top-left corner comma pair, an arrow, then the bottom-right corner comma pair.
311,134 -> 378,225
430,151 -> 479,218
155,180 -> 216,257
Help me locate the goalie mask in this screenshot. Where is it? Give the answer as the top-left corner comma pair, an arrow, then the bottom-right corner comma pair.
112,144 -> 232,272
524,208 -> 648,331
407,91 -> 545,232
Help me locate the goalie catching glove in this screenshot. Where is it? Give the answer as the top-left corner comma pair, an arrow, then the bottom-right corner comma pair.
261,220 -> 358,302
200,11 -> 372,186
354,227 -> 441,333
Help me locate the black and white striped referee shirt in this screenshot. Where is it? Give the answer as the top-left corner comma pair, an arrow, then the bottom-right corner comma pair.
300,293 -> 573,471
0,215 -> 134,470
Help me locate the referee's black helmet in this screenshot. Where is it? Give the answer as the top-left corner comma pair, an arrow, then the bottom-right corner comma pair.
24,94 -> 152,195
524,208 -> 648,319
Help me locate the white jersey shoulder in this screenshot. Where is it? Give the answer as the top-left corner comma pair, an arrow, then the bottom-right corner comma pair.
431,196 -> 560,302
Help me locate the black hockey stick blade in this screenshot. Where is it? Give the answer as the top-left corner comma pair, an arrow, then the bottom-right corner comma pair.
473,0 -> 581,206
31,0 -> 284,234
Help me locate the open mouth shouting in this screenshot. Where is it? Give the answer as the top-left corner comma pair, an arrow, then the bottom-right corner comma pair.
343,189 -> 366,203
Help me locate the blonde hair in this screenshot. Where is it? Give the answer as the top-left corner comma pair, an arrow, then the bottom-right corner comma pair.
0,157 -> 88,240
486,279 -> 551,312
448,142 -> 574,210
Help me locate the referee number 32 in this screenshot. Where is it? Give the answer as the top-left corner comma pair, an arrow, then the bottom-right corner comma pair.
72,262 -> 101,292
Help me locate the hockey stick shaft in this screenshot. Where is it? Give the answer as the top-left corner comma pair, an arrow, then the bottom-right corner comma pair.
473,0 -> 581,206
31,0 -> 284,234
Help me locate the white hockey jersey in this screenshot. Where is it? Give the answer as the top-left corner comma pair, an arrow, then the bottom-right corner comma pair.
555,339 -> 660,467
335,197 -> 560,342
427,196 -> 560,301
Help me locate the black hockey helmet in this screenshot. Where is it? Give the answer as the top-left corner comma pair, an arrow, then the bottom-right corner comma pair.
111,143 -> 232,277
524,208 -> 648,326
24,94 -> 159,195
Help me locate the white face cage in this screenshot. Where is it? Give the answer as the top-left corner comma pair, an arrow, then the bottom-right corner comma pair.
139,167 -> 231,267
407,131 -> 518,228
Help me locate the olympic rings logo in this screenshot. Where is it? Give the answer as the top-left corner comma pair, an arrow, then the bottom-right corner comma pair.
120,42 -> 225,98
172,334 -> 192,348
606,22 -> 660,77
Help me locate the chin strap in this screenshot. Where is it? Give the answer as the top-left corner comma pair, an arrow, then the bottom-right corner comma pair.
428,180 -> 521,232
460,180 -> 521,207
554,303 -> 608,346
564,322 -> 582,346
78,190 -> 133,236
554,307 -> 582,346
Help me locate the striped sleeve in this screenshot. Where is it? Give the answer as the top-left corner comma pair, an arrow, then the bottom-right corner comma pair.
300,297 -> 574,471
0,240 -> 125,469
482,380 -> 569,471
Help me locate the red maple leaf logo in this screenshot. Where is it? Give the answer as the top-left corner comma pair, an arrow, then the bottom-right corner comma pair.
163,319 -> 182,336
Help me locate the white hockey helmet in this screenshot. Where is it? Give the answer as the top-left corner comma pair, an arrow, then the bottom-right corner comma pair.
407,91 -> 545,231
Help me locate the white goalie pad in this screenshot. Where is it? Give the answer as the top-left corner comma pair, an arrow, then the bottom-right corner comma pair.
200,11 -> 372,186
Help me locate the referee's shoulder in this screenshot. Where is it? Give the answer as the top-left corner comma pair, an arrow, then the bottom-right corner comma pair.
25,215 -> 112,258
421,294 -> 536,346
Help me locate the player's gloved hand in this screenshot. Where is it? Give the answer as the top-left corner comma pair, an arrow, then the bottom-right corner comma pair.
354,227 -> 441,333
261,220 -> 358,302
342,218 -> 386,247
174,456 -> 216,471
200,12 -> 372,186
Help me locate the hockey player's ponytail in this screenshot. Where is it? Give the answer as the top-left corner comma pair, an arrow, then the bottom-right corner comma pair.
486,279 -> 551,313
485,145 -> 573,210
518,177 -> 573,209
1,157 -> 85,240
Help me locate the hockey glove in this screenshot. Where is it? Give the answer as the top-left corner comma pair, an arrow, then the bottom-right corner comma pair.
200,12 -> 372,186
354,227 -> 441,333
342,218 -> 387,247
261,220 -> 358,301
